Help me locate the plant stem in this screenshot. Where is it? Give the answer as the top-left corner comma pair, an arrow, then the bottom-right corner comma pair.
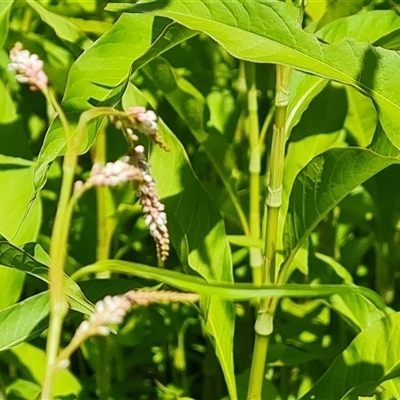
245,62 -> 263,286
41,106 -> 116,398
246,65 -> 293,400
41,91 -> 75,399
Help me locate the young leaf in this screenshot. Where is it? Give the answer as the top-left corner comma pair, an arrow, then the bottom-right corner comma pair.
0,292 -> 49,352
107,0 -> 400,151
300,312 -> 400,399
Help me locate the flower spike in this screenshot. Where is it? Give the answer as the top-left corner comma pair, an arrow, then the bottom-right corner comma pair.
8,42 -> 48,91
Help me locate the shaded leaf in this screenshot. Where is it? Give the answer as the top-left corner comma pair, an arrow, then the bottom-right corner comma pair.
0,241 -> 94,315
123,83 -> 237,399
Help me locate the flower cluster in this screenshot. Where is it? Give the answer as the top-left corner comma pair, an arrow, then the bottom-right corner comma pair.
109,106 -> 170,151
130,146 -> 170,261
86,157 -> 142,187
8,42 -> 48,91
57,290 -> 199,368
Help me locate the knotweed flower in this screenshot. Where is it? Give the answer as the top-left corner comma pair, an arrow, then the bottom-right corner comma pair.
130,145 -> 170,261
8,42 -> 48,91
86,157 -> 142,187
109,106 -> 170,151
57,290 -> 199,368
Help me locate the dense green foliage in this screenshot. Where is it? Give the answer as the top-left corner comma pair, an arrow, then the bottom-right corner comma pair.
1,0 -> 400,399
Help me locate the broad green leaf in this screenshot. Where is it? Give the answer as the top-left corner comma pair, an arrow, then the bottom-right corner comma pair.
317,10 -> 400,46
0,241 -> 94,315
316,0 -> 365,30
283,148 -> 400,274
0,78 -> 18,124
0,0 -> 13,47
11,343 -> 82,397
123,84 -> 237,399
74,259 -> 387,312
34,14 -> 195,191
107,0 -> 400,151
300,312 -> 400,400
0,292 -> 49,352
0,267 -> 24,310
142,57 -> 245,232
27,0 -> 92,52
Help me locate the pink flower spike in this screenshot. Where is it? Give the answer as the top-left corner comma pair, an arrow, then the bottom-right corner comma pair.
8,42 -> 48,91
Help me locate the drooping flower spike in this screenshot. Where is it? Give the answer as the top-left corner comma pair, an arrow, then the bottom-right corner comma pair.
109,106 -> 170,151
8,42 -> 48,92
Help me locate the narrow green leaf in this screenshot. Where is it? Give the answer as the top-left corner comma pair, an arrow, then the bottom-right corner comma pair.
27,0 -> 92,51
123,83 -> 237,399
0,241 -> 94,315
107,0 -> 400,150
0,292 -> 49,352
227,235 -> 263,249
74,259 -> 387,312
283,148 -> 400,270
34,14 -> 195,191
300,312 -> 400,400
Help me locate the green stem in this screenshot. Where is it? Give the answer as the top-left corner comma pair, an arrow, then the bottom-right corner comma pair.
91,123 -> 116,399
245,62 -> 263,286
41,106 -> 118,399
246,65 -> 293,400
41,92 -> 76,400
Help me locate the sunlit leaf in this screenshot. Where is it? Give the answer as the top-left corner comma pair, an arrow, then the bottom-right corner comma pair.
0,0 -> 13,48
0,292 -> 49,352
107,0 -> 400,151
74,259 -> 387,312
34,14 -> 195,191
300,312 -> 400,399
283,148 -> 400,276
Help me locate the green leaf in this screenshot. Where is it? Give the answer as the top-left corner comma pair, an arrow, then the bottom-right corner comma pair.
300,312 -> 400,400
107,0 -> 400,151
317,10 -> 400,47
0,292 -> 49,352
142,58 -> 246,232
0,0 -> 13,48
34,14 -> 195,191
123,83 -> 237,399
11,343 -> 82,397
0,241 -> 94,315
227,235 -> 263,249
0,156 -> 41,245
344,87 -> 377,147
27,0 -> 92,52
283,148 -> 400,272
74,259 -> 387,312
